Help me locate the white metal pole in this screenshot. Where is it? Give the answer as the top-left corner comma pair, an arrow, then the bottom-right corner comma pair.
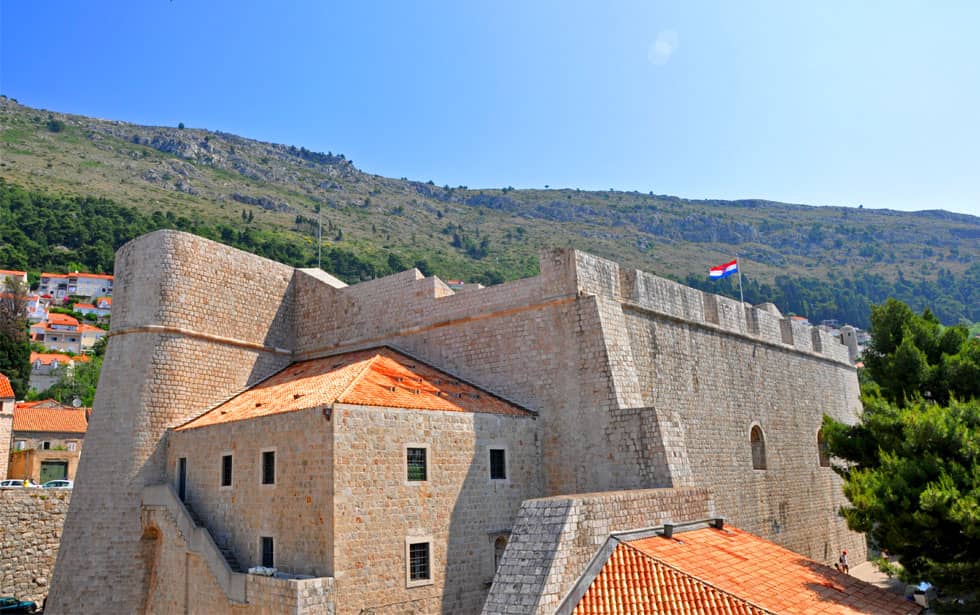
736,254 -> 744,304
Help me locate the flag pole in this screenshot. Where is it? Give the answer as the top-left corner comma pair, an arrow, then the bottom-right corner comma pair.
736,253 -> 744,304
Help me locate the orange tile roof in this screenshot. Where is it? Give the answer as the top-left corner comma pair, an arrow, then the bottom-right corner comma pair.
13,406 -> 88,433
71,272 -> 113,280
47,313 -> 79,327
572,526 -> 919,615
40,273 -> 69,280
178,347 -> 534,430
31,352 -> 76,366
78,323 -> 107,333
0,269 -> 27,277
74,303 -> 96,310
17,399 -> 70,409
574,542 -> 768,615
0,373 -> 14,399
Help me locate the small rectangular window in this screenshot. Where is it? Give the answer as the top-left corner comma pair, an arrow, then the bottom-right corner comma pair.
490,448 -> 507,480
42,441 -> 51,450
221,454 -> 233,487
260,536 -> 274,568
407,447 -> 427,482
261,450 -> 275,485
67,442 -> 77,452
14,441 -> 25,451
409,542 -> 430,581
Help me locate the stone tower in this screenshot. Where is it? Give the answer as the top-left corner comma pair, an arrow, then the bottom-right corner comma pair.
46,231 -> 296,613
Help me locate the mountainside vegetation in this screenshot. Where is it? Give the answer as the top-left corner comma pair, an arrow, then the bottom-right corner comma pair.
2,96 -> 979,328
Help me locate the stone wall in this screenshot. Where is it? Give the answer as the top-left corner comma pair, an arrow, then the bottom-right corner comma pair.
331,404 -> 541,615
0,398 -> 13,480
0,489 -> 70,605
47,231 -> 296,614
142,502 -> 334,614
167,407 -> 334,576
483,488 -> 714,614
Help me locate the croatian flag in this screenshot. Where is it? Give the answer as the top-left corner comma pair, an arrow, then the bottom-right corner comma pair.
709,259 -> 738,280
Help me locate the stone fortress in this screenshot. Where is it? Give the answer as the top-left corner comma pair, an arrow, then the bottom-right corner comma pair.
45,230 -> 864,614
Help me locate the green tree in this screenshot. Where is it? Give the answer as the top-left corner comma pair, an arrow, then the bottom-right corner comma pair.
36,356 -> 103,408
0,277 -> 31,397
824,298 -> 980,599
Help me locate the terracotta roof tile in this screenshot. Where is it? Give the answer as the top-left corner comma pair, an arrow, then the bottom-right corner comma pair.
0,373 -> 14,399
177,347 -> 533,430
30,352 -> 77,366
13,406 -> 88,433
46,313 -> 79,327
573,527 -> 920,615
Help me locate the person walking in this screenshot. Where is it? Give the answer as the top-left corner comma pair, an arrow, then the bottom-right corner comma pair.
838,549 -> 849,574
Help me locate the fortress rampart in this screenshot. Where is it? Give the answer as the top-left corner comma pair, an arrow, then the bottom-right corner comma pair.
47,231 -> 863,614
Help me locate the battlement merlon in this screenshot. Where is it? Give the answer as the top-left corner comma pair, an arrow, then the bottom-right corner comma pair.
559,248 -> 853,366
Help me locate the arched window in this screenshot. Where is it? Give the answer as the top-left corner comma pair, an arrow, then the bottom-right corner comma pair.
750,425 -> 767,470
494,535 -> 508,571
817,428 -> 830,467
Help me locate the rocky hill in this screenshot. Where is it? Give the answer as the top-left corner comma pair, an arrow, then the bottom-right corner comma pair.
1,96 -> 978,327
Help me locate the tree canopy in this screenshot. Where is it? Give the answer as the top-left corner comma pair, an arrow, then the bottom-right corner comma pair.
823,298 -> 980,599
0,276 -> 30,397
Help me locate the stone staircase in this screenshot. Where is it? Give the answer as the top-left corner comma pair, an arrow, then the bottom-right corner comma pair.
182,500 -> 243,573
142,484 -> 248,603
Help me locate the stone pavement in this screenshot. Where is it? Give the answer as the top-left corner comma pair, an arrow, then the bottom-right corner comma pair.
850,560 -> 907,595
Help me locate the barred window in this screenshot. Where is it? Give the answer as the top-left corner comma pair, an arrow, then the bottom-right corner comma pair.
489,448 -> 507,480
407,447 -> 427,482
408,542 -> 430,581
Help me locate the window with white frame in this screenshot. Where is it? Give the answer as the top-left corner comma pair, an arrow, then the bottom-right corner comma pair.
406,445 -> 428,483
405,538 -> 433,587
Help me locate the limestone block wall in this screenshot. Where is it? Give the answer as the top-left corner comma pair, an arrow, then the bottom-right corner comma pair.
0,398 -> 13,480
167,407 -> 334,576
142,503 -> 334,615
47,231 -> 297,614
331,404 -> 541,615
0,489 -> 70,605
621,309 -> 865,562
482,487 -> 714,615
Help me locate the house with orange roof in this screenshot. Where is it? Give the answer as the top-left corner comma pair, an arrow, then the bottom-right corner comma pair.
0,269 -> 28,286
557,519 -> 919,615
30,313 -> 107,354
74,297 -> 112,318
0,373 -> 16,480
29,352 -> 90,392
7,401 -> 88,483
164,346 -> 540,614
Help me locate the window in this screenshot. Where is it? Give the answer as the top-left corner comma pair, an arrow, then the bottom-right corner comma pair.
750,425 -> 767,470
221,454 -> 233,487
261,450 -> 275,485
489,448 -> 507,480
14,440 -> 25,451
406,447 -> 427,482
67,442 -> 77,452
260,536 -> 274,568
42,441 -> 51,450
407,541 -> 431,585
817,429 -> 830,468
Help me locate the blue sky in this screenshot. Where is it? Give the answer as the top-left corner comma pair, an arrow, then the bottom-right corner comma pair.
2,1 -> 978,217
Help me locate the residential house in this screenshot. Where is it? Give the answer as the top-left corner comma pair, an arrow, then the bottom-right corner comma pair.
0,269 -> 28,287
29,352 -> 90,393
73,296 -> 111,318
7,401 -> 88,483
26,294 -> 50,323
39,271 -> 113,301
30,313 -> 107,354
